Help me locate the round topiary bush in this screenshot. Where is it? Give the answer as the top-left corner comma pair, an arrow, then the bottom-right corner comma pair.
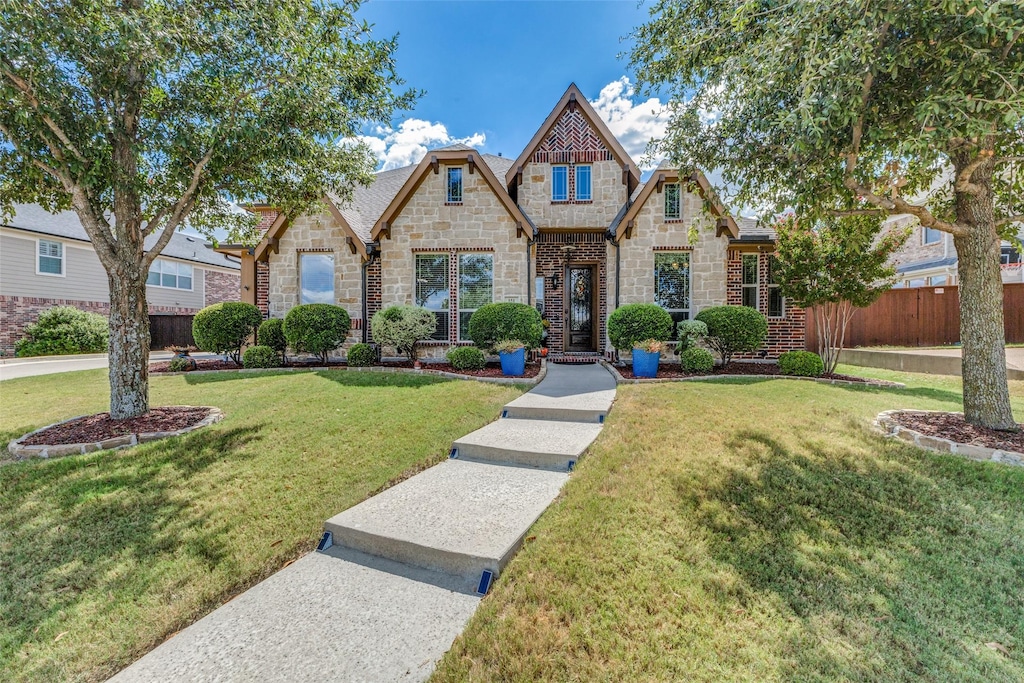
283,304 -> 352,364
192,302 -> 263,364
370,305 -> 437,361
15,305 -> 109,357
778,350 -> 825,377
694,305 -> 768,366
467,303 -> 543,351
447,346 -> 486,371
681,346 -> 715,373
676,319 -> 709,352
242,345 -> 280,369
607,303 -> 674,351
346,342 -> 376,367
258,318 -> 288,362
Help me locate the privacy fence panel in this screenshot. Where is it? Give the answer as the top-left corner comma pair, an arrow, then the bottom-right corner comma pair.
149,314 -> 195,350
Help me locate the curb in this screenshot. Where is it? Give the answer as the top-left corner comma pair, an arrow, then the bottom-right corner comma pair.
873,409 -> 1024,467
600,362 -> 904,389
7,406 -> 224,461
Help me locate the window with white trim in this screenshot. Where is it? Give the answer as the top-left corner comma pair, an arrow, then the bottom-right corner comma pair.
458,253 -> 493,340
767,255 -> 784,318
37,239 -> 64,275
147,259 -> 193,290
446,167 -> 463,204
654,252 -> 691,338
741,254 -> 759,309
574,165 -> 592,201
535,276 -> 545,315
415,253 -> 450,341
923,226 -> 942,245
298,252 -> 333,303
551,165 -> 569,201
664,183 -> 681,220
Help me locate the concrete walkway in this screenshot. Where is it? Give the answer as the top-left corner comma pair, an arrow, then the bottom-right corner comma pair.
840,346 -> 1024,380
109,362 -> 616,683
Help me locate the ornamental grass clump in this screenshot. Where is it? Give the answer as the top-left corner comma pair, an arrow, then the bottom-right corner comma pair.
283,304 -> 351,364
694,305 -> 767,367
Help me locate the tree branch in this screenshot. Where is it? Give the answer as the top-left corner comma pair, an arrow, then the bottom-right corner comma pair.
954,151 -> 991,195
143,148 -> 215,263
1,59 -> 89,166
996,214 -> 1024,229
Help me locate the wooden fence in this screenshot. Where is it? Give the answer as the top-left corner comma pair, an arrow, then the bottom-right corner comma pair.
149,314 -> 195,350
805,282 -> 1024,349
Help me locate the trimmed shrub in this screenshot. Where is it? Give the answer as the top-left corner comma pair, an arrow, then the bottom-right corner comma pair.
283,304 -> 352,364
167,356 -> 195,372
467,303 -> 543,351
778,350 -> 825,377
447,346 -> 486,371
681,346 -> 715,373
258,318 -> 288,362
15,306 -> 108,357
192,302 -> 262,364
346,342 -> 376,367
677,319 -> 709,353
607,303 -> 674,351
242,345 -> 280,369
370,305 -> 437,361
694,305 -> 768,366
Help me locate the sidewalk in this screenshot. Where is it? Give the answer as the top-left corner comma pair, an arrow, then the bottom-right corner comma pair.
839,346 -> 1024,380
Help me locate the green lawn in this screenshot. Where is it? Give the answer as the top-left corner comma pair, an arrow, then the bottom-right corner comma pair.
0,369 -> 523,683
432,367 -> 1024,683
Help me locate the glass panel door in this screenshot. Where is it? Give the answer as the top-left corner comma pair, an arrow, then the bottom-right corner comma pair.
566,266 -> 594,351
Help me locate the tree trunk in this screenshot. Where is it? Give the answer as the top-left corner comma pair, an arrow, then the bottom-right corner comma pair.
953,155 -> 1016,431
107,270 -> 151,419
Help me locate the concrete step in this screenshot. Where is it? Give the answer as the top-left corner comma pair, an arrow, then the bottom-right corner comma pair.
501,362 -> 616,423
453,418 -> 603,470
324,459 -> 568,581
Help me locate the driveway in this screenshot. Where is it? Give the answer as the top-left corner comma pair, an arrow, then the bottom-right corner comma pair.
0,352 -> 219,381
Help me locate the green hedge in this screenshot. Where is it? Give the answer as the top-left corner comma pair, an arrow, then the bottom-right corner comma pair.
242,345 -> 280,369
607,303 -> 674,351
447,346 -> 486,370
778,350 -> 824,377
694,305 -> 768,366
15,306 -> 108,357
283,304 -> 351,364
346,342 -> 376,367
192,302 -> 262,364
258,318 -> 288,361
467,303 -> 543,351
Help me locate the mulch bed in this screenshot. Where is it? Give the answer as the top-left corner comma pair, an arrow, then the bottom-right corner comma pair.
20,407 -> 212,446
150,358 -> 346,373
616,361 -> 876,384
150,357 -> 541,379
887,411 -> 1024,453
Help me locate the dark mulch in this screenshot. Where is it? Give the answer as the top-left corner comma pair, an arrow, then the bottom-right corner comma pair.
617,361 -> 877,384
889,411 -> 1024,453
151,358 -> 344,373
413,361 -> 542,379
150,357 -> 541,379
21,407 -> 211,446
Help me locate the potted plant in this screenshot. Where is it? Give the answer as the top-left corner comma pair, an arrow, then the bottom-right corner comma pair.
607,303 -> 674,378
495,339 -> 527,376
632,339 -> 664,378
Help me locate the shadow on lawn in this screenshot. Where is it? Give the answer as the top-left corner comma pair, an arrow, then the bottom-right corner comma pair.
0,423 -> 265,663
681,428 -> 1024,681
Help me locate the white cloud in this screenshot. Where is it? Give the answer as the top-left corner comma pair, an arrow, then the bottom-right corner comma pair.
589,77 -> 669,172
346,119 -> 487,171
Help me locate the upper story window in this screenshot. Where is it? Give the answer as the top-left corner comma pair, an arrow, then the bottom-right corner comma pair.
298,252 -> 333,304
741,254 -> 759,309
147,258 -> 193,290
574,165 -> 592,201
923,226 -> 942,245
654,252 -> 691,337
446,167 -> 463,204
767,255 -> 784,318
551,165 -> 569,201
664,183 -> 681,220
415,253 -> 450,340
37,239 -> 64,276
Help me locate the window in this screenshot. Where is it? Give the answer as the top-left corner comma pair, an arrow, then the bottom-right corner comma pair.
446,167 -> 463,204
37,239 -> 64,275
654,252 -> 691,337
923,226 -> 942,245
458,254 -> 493,340
664,183 -> 681,220
574,165 -> 592,201
147,259 -> 193,290
415,254 -> 450,340
929,275 -> 948,286
741,254 -> 759,309
551,165 -> 569,201
298,252 -> 334,303
767,256 -> 784,318
1002,246 -> 1021,265
907,277 -> 926,288
535,275 -> 545,315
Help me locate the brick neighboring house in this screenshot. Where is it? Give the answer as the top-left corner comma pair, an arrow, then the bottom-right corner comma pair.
0,204 -> 242,354
218,84 -> 805,360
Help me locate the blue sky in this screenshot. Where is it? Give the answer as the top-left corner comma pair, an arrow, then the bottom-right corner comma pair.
352,0 -> 670,171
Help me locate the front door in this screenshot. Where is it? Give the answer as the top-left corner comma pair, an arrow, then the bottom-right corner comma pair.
566,266 -> 595,352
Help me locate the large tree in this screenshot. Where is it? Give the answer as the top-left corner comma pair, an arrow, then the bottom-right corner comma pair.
0,0 -> 414,418
632,0 -> 1023,430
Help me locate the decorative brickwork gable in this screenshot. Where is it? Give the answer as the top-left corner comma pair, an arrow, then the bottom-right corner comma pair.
532,106 -> 615,165
726,249 -> 806,358
536,232 -> 607,353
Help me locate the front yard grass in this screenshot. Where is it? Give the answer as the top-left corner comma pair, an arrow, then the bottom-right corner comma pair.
0,369 -> 523,683
433,366 -> 1024,682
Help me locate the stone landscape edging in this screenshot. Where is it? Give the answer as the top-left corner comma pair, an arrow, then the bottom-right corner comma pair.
601,362 -> 905,389
7,406 -> 224,461
873,409 -> 1024,467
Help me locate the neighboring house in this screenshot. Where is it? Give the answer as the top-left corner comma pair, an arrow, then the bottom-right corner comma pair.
219,84 -> 805,359
886,214 -> 1024,287
0,204 -> 241,353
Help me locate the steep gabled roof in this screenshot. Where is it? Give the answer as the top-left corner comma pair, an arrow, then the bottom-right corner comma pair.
371,149 -> 531,241
505,83 -> 641,191
612,165 -> 739,241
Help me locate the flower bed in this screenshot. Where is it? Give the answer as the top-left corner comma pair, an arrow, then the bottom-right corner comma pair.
614,361 -> 890,385
151,358 -> 542,379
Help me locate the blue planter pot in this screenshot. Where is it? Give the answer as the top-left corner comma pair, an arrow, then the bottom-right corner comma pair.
499,348 -> 526,376
632,349 -> 660,378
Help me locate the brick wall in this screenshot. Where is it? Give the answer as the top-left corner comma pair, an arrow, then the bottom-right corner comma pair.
725,249 -> 806,359
256,261 -> 269,317
365,257 -> 381,343
203,269 -> 241,307
536,232 -> 607,353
